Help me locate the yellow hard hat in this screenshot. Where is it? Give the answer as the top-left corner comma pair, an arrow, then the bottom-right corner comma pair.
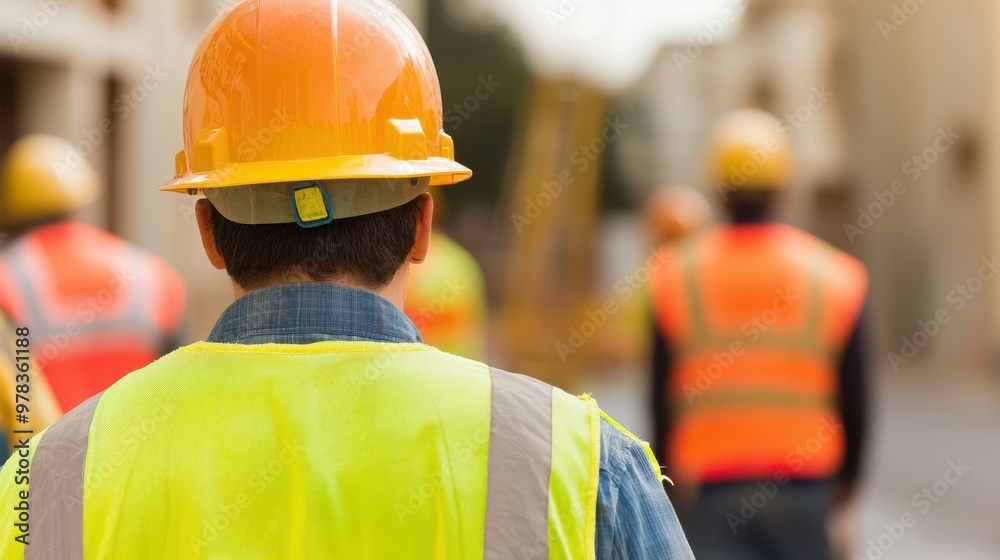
708,108 -> 793,190
643,184 -> 713,245
161,0 -> 472,225
0,134 -> 102,228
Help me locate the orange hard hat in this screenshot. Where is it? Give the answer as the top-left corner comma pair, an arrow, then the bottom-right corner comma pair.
161,0 -> 471,197
643,184 -> 713,245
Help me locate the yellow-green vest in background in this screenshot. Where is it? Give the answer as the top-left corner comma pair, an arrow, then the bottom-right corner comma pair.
0,341 -> 627,559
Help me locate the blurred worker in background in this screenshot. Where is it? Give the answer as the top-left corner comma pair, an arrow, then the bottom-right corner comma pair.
405,199 -> 489,361
650,109 -> 870,559
597,184 -> 714,375
0,310 -> 60,460
643,184 -> 714,250
587,184 -> 714,446
0,1 -> 694,558
0,134 -> 187,411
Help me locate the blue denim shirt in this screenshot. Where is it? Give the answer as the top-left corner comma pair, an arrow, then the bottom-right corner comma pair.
208,283 -> 693,559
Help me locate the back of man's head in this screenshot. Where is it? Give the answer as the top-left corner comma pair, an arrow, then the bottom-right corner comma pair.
205,197 -> 424,292
161,0 -> 471,294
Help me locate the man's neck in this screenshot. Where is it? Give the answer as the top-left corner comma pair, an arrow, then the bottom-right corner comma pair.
232,265 -> 411,311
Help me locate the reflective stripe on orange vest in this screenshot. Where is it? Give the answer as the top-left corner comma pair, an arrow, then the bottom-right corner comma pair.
653,225 -> 867,484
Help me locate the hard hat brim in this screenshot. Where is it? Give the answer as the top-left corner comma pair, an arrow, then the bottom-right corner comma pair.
160,154 -> 472,194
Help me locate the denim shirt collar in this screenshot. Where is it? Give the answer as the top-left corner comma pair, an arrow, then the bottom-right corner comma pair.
207,283 -> 423,345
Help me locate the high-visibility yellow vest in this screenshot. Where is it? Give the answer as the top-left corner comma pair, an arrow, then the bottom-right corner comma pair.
0,341 -> 650,559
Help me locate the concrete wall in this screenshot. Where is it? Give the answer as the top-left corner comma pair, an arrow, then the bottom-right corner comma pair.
846,0 -> 998,367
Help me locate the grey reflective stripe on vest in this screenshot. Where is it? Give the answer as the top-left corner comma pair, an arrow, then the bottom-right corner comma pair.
26,392 -> 102,560
484,368 -> 553,560
679,239 -> 830,359
4,239 -> 162,343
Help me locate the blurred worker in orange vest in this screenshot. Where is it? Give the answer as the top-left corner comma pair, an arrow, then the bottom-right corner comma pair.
0,134 -> 187,411
650,109 -> 870,559
0,309 -> 60,460
600,185 -> 714,369
405,229 -> 488,361
594,185 -> 713,379
586,184 -> 714,439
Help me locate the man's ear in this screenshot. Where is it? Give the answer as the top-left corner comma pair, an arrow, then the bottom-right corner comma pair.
409,192 -> 434,264
195,198 -> 227,270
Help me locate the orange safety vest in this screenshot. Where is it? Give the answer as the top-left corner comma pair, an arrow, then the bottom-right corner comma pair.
651,224 -> 867,485
0,221 -> 186,411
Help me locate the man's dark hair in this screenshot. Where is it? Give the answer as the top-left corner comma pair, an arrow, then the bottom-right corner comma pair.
723,189 -> 777,224
207,197 -> 422,291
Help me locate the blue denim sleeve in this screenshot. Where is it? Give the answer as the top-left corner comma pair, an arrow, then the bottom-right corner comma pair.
595,418 -> 694,560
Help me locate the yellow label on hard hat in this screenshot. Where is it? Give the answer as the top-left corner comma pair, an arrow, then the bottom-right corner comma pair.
293,185 -> 330,223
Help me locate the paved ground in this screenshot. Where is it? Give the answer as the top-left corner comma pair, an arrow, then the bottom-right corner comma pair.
586,364 -> 1000,559
851,365 -> 1000,559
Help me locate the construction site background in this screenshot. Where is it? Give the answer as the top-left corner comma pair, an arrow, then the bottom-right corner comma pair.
2,0 -> 998,557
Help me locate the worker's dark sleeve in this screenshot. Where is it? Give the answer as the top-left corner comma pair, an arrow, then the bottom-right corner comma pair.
836,297 -> 871,501
651,319 -> 674,465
